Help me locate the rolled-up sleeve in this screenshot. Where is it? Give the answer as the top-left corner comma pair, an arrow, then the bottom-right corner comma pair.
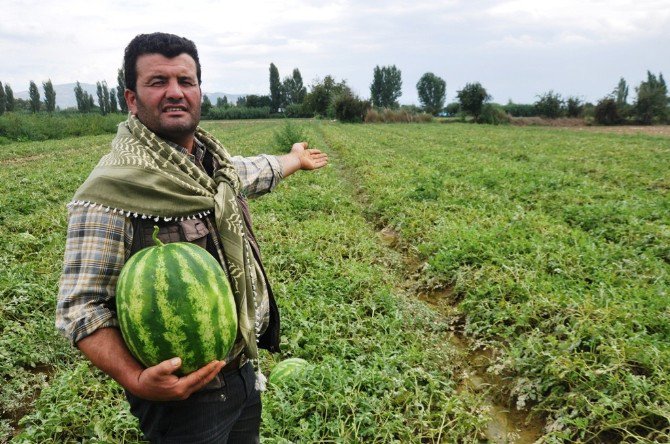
56,205 -> 133,345
231,154 -> 283,198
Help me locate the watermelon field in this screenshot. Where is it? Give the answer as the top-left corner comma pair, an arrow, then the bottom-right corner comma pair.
1,120 -> 668,443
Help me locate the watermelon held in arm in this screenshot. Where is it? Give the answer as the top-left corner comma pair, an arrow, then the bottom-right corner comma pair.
116,225 -> 238,375
269,358 -> 310,385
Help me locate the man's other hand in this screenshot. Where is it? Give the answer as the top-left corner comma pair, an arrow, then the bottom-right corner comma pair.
133,357 -> 225,401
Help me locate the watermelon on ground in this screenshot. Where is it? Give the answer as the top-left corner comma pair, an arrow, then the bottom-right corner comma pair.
269,358 -> 310,385
116,226 -> 238,375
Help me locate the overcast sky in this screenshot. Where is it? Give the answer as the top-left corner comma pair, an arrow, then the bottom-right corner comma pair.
2,0 -> 669,105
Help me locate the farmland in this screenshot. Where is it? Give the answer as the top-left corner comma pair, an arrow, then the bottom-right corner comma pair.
1,120 -> 668,442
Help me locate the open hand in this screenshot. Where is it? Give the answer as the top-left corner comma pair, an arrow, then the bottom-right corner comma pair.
291,142 -> 329,170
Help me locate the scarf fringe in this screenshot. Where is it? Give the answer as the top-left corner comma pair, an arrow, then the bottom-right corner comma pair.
66,200 -> 212,222
254,360 -> 267,392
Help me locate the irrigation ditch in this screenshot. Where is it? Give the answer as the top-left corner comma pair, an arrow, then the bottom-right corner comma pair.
323,131 -> 546,443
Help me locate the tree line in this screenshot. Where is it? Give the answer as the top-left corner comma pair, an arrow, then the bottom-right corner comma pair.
447,72 -> 668,125
1,64 -> 667,125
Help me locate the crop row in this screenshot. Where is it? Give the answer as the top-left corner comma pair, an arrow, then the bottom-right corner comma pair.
318,122 -> 669,442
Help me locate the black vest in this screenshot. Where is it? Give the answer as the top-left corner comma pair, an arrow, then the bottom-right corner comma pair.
128,195 -> 281,354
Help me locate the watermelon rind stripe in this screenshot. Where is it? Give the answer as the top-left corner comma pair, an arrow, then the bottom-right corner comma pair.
269,358 -> 309,385
116,239 -> 238,375
175,247 -> 215,371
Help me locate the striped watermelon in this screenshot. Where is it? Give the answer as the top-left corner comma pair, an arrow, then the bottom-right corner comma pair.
116,226 -> 237,375
269,358 -> 310,385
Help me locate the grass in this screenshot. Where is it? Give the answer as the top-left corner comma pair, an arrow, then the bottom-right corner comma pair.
0,113 -> 125,143
317,122 -> 669,442
1,120 -> 668,442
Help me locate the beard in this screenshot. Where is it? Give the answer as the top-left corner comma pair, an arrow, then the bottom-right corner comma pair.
133,96 -> 201,146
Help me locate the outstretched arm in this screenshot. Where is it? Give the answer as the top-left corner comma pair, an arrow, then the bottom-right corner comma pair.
278,142 -> 329,178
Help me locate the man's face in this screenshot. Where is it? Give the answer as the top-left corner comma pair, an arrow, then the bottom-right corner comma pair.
125,53 -> 201,148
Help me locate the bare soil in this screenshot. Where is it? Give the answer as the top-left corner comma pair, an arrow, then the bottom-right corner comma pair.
510,117 -> 670,137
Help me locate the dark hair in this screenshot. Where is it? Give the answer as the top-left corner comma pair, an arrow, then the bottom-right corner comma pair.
123,32 -> 201,91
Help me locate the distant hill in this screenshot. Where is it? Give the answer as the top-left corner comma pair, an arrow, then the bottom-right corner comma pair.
15,83 -> 97,110
15,83 -> 245,110
203,92 -> 244,105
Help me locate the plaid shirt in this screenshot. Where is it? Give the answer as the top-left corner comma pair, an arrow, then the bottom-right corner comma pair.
56,147 -> 283,345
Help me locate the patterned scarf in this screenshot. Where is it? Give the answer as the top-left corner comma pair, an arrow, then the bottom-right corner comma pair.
71,115 -> 261,363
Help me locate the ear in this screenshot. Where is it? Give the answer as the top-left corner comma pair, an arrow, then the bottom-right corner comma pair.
124,89 -> 138,115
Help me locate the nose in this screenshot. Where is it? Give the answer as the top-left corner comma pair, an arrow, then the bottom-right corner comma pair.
166,79 -> 184,100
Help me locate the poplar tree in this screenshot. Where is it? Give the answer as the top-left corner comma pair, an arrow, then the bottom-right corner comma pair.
74,82 -> 85,111
370,65 -> 402,108
102,81 -> 111,114
117,68 -> 128,113
0,81 -> 5,115
269,63 -> 281,113
110,88 -> 118,113
614,77 -> 628,106
292,68 -> 306,104
202,95 -> 212,115
29,81 -> 41,113
43,79 -> 56,113
4,84 -> 14,112
634,71 -> 668,124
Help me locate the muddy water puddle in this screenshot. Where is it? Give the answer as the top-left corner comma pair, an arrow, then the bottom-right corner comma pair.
375,225 -> 545,442
449,334 -> 545,443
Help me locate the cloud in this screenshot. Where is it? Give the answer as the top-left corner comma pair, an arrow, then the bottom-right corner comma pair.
1,0 -> 669,104
485,0 -> 670,43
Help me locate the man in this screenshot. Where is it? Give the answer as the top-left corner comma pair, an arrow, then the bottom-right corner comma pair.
56,32 -> 327,443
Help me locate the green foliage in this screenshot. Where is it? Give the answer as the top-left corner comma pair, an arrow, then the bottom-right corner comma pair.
444,102 -> 461,116
614,77 -> 629,107
0,113 -> 124,141
28,81 -> 40,113
565,96 -> 583,118
634,71 -> 668,124
238,94 -> 271,109
370,65 -> 402,109
96,81 -> 111,115
272,120 -> 307,151
201,94 -> 213,115
321,122 -> 670,442
4,83 -> 15,112
456,82 -> 490,121
0,81 -> 5,116
594,97 -> 622,125
4,121 -> 669,442
284,103 -> 310,118
216,96 -> 229,108
109,90 -> 118,113
117,67 -> 128,113
364,108 -> 433,123
333,94 -> 370,123
280,68 -> 307,109
42,79 -> 56,113
503,101 -> 536,117
205,106 -> 271,120
269,62 -> 281,113
15,363 -> 146,443
478,103 -> 510,125
1,122 -> 491,441
416,72 -> 446,115
534,90 -> 564,118
303,76 -> 351,118
74,81 -> 95,113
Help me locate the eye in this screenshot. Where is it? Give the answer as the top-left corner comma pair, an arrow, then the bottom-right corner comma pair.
149,79 -> 166,87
